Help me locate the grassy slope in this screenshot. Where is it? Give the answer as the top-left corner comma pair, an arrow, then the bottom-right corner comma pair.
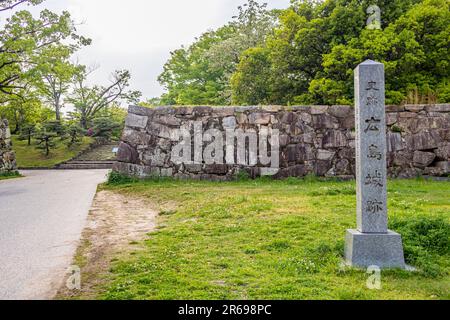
11,135 -> 94,168
96,178 -> 449,300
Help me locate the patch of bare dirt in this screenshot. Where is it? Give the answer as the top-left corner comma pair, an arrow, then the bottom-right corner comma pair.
57,190 -> 158,299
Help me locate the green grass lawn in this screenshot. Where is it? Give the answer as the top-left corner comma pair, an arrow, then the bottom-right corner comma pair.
11,135 -> 94,168
94,177 -> 449,300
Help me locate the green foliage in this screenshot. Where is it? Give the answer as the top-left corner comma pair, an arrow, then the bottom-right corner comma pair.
91,117 -> 121,141
106,171 -> 137,185
67,69 -> 141,129
93,104 -> 127,139
231,47 -> 271,104
0,170 -> 21,180
0,5 -> 88,100
44,120 -> 66,136
65,124 -> 86,147
159,0 -> 449,106
18,123 -> 35,145
390,215 -> 450,277
34,130 -> 57,156
158,0 -> 277,105
11,134 -> 93,168
234,169 -> 251,181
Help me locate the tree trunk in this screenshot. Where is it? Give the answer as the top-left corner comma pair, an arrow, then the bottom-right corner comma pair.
45,139 -> 50,156
80,113 -> 88,129
55,101 -> 61,121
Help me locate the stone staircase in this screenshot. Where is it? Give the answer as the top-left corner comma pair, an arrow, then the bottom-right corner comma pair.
57,143 -> 118,170
58,160 -> 116,170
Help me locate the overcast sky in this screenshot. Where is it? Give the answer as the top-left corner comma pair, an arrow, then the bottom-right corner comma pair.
3,0 -> 292,100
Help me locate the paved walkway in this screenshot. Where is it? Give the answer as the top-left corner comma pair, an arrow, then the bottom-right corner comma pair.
0,170 -> 108,300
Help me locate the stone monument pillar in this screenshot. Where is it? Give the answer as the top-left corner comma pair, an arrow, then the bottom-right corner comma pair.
0,119 -> 17,173
345,60 -> 405,269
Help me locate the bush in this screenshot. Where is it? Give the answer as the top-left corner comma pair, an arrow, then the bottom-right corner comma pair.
107,171 -> 137,185
390,215 -> 450,277
44,121 -> 66,136
18,124 -> 35,146
34,131 -> 58,156
92,117 -> 121,142
65,124 -> 86,147
0,171 -> 20,178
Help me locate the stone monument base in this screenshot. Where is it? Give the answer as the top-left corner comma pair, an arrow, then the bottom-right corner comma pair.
345,229 -> 406,269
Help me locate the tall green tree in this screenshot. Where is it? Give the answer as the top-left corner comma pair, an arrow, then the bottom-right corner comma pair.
0,7 -> 84,100
68,69 -> 141,129
158,0 -> 277,105
231,0 -> 436,105
313,0 -> 450,104
33,44 -> 90,121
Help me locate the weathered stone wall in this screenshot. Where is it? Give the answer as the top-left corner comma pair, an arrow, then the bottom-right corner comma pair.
114,104 -> 450,180
0,119 -> 17,173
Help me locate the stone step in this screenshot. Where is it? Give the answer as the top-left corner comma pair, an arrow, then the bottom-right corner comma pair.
64,161 -> 116,165
57,161 -> 116,170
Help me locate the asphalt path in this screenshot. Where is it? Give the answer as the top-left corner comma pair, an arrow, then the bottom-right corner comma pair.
0,170 -> 108,300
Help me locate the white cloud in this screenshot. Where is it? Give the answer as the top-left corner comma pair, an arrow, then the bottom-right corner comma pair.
1,0 -> 291,99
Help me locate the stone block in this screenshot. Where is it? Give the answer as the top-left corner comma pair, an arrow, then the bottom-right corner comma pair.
175,107 -> 194,115
184,164 -> 203,173
435,144 -> 450,160
279,135 -> 290,147
329,105 -> 352,118
113,162 -> 153,178
406,131 -> 441,151
222,116 -> 237,130
286,144 -> 315,163
248,113 -> 271,125
386,113 -> 398,126
310,105 -> 329,115
117,142 -> 139,164
393,151 -> 413,167
236,113 -> 248,124
425,104 -> 450,113
275,165 -> 307,178
315,160 -> 332,176
193,106 -> 213,115
345,230 -> 406,269
212,107 -> 235,117
335,159 -> 352,176
153,114 -> 181,126
435,161 -> 450,174
386,105 -> 405,112
161,168 -> 173,177
260,168 -> 280,176
143,149 -> 168,167
312,114 -> 338,129
299,113 -> 313,125
122,128 -> 152,147
386,132 -> 404,152
205,164 -> 229,175
235,106 -> 259,113
263,105 -> 284,112
128,105 -> 155,117
413,151 -> 436,168
125,113 -> 148,129
424,166 -> 447,177
322,130 -> 348,148
405,105 -> 425,112
279,112 -> 295,124
317,149 -> 336,161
